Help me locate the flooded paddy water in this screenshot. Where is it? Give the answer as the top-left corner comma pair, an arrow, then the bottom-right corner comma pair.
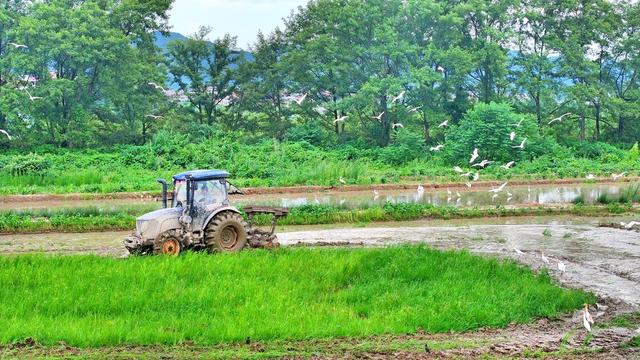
3,182 -> 637,211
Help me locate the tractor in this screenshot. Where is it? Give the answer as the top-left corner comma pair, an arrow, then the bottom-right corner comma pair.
124,170 -> 288,255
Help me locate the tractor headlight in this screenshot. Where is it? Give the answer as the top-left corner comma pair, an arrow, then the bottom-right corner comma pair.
137,220 -> 149,236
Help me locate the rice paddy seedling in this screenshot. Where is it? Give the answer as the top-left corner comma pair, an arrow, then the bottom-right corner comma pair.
0,246 -> 593,347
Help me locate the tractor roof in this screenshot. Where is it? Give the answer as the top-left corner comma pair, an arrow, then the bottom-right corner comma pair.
173,170 -> 229,181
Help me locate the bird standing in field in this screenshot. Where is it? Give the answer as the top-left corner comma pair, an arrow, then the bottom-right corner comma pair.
0,129 -> 11,140
373,190 -> 380,199
586,174 -> 595,180
430,144 -> 444,151
611,172 -> 626,181
470,148 -> 479,164
148,82 -> 167,92
473,172 -> 480,181
417,185 -> 425,193
339,177 -> 346,185
512,138 -> 527,149
391,91 -> 405,104
582,304 -> 594,332
558,262 -> 566,272
465,181 -> 472,188
541,251 -> 550,264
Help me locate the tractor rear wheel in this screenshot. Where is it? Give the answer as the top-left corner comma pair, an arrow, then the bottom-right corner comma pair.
154,230 -> 182,256
205,212 -> 248,252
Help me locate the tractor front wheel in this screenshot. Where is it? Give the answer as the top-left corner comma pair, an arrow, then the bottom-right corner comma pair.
154,230 -> 182,256
205,212 -> 248,252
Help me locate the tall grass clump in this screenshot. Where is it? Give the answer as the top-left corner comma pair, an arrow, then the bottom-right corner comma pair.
0,247 -> 593,347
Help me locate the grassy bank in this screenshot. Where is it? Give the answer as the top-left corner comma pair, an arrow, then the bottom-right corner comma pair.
1,139 -> 638,195
0,247 -> 593,347
0,203 -> 637,234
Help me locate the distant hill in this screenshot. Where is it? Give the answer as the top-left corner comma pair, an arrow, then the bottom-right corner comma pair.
153,31 -> 254,62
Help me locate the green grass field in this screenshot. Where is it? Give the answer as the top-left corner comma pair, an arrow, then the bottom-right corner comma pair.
0,247 -> 593,347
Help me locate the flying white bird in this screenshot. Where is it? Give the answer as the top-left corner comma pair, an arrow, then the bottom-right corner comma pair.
541,251 -> 550,264
148,82 -> 166,92
339,177 -> 346,184
430,144 -> 444,151
295,93 -> 308,105
558,262 -> 566,272
611,172 -> 626,181
512,138 -> 527,149
469,148 -> 479,164
460,172 -> 472,177
511,119 -> 524,128
489,182 -> 509,193
586,174 -> 595,180
391,91 -> 405,104
372,112 -> 385,121
7,42 -> 27,49
453,166 -> 464,174
24,89 -> 42,101
510,132 -> 516,141
144,114 -> 163,119
473,172 -> 480,181
314,106 -> 328,115
392,123 -> 404,129
472,160 -> 493,168
334,115 -> 348,124
0,129 -> 11,140
438,119 -> 448,128
501,161 -> 515,169
408,106 -> 422,113
507,196 -> 513,203
514,247 -> 524,255
548,112 -> 573,125
436,65 -> 446,73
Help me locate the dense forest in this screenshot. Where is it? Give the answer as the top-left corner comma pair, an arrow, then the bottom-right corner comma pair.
0,0 -> 638,193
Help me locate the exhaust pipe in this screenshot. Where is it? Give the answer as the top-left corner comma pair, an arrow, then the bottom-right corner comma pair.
157,178 -> 168,208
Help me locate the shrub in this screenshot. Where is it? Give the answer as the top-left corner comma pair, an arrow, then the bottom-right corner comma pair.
4,153 -> 52,176
444,102 -> 542,164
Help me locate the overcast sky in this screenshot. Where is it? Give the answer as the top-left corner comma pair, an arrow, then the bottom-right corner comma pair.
169,0 -> 309,49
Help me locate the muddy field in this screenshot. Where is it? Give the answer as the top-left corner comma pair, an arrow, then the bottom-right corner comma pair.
2,215 -> 639,359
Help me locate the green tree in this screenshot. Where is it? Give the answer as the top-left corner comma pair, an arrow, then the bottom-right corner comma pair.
166,26 -> 241,125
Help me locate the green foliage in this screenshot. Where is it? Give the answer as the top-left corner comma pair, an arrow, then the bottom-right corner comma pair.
3,153 -> 51,176
379,130 -> 425,165
445,103 -> 539,164
0,247 -> 593,346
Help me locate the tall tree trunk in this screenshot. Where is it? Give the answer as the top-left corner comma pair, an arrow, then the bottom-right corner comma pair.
379,93 -> 390,146
618,116 -> 624,141
579,116 -> 586,141
594,103 -> 600,141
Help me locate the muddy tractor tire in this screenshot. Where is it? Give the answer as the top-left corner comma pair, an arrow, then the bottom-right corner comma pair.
153,230 -> 182,256
205,212 -> 248,252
